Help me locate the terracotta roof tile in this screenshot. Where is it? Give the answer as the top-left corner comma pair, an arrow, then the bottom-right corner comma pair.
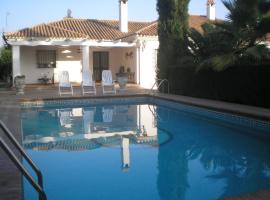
5,23 -> 88,39
4,16 -> 209,40
189,15 -> 209,33
124,15 -> 208,38
5,18 -> 152,40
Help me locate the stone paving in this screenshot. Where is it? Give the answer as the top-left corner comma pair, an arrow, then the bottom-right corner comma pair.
1,84 -> 270,200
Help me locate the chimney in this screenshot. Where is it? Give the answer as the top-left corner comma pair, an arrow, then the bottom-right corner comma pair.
119,0 -> 128,32
207,0 -> 216,20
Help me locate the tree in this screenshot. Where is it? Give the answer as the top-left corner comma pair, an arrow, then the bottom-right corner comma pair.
0,46 -> 12,81
189,0 -> 270,71
157,0 -> 190,80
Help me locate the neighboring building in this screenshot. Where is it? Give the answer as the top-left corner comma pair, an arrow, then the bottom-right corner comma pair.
4,0 -> 215,89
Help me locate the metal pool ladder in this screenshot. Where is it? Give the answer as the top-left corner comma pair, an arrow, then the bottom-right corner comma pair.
0,120 -> 47,200
149,79 -> 170,95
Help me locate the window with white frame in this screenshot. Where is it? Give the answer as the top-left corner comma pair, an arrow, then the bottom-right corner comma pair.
36,50 -> 56,68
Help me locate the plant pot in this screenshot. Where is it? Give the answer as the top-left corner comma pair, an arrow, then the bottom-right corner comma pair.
116,73 -> 128,91
14,75 -> 25,95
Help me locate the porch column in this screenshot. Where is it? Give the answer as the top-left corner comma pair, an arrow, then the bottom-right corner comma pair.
82,45 -> 90,73
136,47 -> 141,84
12,45 -> 21,78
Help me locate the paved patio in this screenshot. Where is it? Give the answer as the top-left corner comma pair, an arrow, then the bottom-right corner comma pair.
1,84 -> 270,200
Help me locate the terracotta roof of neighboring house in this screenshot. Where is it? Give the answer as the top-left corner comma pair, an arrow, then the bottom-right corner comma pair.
189,15 -> 209,33
5,15 -> 209,40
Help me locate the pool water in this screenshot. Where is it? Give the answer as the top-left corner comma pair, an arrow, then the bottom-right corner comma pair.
21,100 -> 270,200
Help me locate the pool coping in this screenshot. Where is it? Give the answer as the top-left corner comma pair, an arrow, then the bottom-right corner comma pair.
19,93 -> 270,122
154,93 -> 270,122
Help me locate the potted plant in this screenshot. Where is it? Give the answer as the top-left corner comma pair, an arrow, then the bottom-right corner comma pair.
14,75 -> 26,95
116,65 -> 128,91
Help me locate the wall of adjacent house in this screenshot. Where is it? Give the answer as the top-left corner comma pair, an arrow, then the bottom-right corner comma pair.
139,38 -> 159,89
20,46 -> 82,84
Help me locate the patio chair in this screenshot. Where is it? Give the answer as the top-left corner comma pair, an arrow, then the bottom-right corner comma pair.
102,70 -> 116,94
58,71 -> 73,96
82,72 -> 96,95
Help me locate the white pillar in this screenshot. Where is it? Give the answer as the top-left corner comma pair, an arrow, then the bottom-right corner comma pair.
82,46 -> 90,73
135,47 -> 141,84
12,45 -> 21,78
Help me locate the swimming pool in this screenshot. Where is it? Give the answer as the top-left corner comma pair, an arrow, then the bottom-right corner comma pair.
21,97 -> 270,200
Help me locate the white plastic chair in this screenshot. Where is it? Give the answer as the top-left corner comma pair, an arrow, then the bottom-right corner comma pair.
102,70 -> 116,94
82,72 -> 96,95
58,71 -> 73,96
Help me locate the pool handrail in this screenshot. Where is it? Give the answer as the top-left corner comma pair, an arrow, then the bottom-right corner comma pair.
0,120 -> 47,200
150,79 -> 170,94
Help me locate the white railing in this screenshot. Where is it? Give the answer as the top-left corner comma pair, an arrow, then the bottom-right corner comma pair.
149,79 -> 170,94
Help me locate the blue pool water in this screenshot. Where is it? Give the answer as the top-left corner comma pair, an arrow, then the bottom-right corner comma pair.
21,99 -> 270,200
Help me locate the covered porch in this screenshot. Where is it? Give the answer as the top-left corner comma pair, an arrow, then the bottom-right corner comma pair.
11,40 -> 145,87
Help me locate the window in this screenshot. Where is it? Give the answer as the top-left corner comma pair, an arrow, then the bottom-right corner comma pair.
36,50 -> 56,68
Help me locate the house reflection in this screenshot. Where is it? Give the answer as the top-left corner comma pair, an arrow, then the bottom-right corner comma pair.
22,104 -> 162,169
122,137 -> 130,171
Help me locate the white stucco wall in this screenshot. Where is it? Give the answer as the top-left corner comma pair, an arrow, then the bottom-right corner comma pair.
20,46 -> 82,84
18,40 -> 156,86
21,46 -> 55,84
55,46 -> 82,83
138,38 -> 159,89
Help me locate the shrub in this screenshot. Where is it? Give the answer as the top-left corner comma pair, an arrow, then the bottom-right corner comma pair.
0,47 -> 12,81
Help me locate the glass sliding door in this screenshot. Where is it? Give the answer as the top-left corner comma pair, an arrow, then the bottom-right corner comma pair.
93,51 -> 109,81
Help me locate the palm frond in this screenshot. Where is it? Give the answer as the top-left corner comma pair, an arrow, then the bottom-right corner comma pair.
211,53 -> 237,71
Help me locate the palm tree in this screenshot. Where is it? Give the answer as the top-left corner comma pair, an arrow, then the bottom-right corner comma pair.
189,0 -> 270,71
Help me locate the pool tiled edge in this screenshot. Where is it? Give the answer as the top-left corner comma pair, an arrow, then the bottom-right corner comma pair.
151,97 -> 270,134
20,95 -> 149,108
20,94 -> 270,134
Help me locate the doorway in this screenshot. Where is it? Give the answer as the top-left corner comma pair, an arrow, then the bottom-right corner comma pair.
93,51 -> 109,81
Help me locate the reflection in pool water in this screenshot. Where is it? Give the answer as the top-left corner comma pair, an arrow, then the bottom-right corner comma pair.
21,103 -> 270,200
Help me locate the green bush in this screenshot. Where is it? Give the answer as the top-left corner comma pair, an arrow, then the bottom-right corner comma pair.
0,47 -> 12,81
169,65 -> 270,108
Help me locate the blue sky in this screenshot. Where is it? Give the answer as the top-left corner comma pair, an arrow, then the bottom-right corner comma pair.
0,0 -> 228,33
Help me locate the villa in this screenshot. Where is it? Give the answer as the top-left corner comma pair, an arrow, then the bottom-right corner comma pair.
4,0 -> 216,89
2,1 -> 270,200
